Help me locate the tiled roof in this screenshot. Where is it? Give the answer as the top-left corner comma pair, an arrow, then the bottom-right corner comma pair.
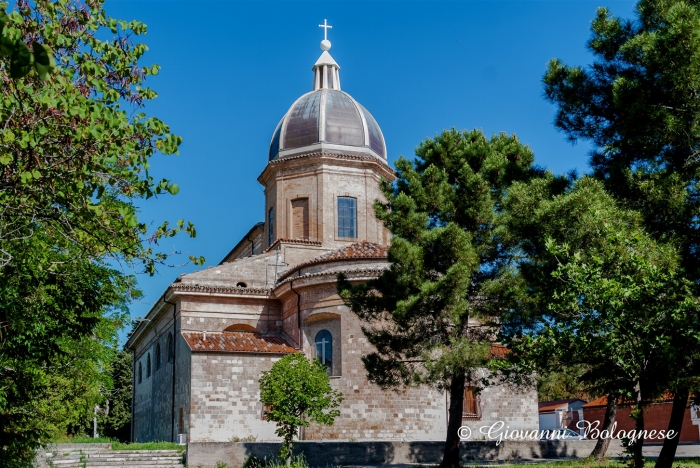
278,241 -> 388,281
171,283 -> 271,295
488,343 -> 509,359
182,331 -> 296,354
538,398 -> 585,412
583,392 -> 690,408
265,238 -> 323,253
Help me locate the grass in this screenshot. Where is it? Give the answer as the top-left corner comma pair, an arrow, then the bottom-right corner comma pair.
465,459 -> 700,468
111,441 -> 183,451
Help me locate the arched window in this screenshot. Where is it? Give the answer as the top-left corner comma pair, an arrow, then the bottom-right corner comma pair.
155,343 -> 161,370
146,353 -> 151,378
314,330 -> 332,374
138,362 -> 142,384
167,333 -> 174,363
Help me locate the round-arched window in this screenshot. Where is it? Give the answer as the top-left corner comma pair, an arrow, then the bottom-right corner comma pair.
147,353 -> 151,378
314,330 -> 332,374
156,343 -> 162,370
138,362 -> 143,384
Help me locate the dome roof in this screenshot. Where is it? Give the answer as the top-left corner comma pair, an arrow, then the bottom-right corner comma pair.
269,89 -> 386,161
268,44 -> 386,162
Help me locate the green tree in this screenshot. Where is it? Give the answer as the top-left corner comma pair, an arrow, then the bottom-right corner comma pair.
501,176 -> 700,467
0,0 -> 201,272
99,349 -> 133,442
0,1 -> 201,463
542,1 -> 700,465
339,128 -> 538,468
259,353 -> 343,466
0,233 -> 135,466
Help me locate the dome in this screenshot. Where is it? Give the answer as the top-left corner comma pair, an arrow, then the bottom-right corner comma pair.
268,47 -> 386,162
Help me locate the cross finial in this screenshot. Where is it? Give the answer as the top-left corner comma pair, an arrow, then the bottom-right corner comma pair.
319,19 -> 332,40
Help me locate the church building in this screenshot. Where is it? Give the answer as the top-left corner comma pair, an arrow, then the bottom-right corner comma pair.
126,24 -> 539,444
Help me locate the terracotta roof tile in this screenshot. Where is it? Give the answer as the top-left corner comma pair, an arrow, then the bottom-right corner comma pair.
278,241 -> 388,281
182,331 -> 296,354
538,399 -> 585,412
487,343 -> 509,359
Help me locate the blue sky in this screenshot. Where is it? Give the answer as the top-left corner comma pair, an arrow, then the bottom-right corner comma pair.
106,0 -> 637,341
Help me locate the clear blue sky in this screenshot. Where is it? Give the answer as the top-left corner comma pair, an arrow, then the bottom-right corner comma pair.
106,0 -> 637,342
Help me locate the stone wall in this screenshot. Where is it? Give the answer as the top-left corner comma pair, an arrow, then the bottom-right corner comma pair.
187,440 -> 598,468
188,352 -> 286,442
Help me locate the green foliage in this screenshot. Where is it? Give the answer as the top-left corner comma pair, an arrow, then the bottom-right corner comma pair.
241,453 -> 312,468
543,2 -> 700,464
0,233 -> 135,466
501,176 -> 700,467
110,441 -> 183,451
0,7 -> 56,80
99,349 -> 133,442
258,353 -> 343,463
537,365 -> 594,402
339,128 -> 540,468
0,0 -> 202,273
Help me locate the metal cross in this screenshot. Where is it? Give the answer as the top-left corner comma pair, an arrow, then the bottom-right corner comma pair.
319,19 -> 332,40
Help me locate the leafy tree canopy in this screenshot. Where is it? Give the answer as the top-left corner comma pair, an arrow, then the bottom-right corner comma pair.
0,0 -> 202,273
259,353 -> 343,465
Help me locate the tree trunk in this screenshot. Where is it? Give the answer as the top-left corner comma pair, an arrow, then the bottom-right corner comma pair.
631,384 -> 645,468
591,393 -> 618,461
655,388 -> 689,468
440,370 -> 465,468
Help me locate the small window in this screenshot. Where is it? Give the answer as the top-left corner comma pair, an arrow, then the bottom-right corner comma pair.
236,282 -> 247,288
337,197 -> 357,238
138,362 -> 142,384
146,353 -> 151,378
167,333 -> 174,363
268,207 -> 274,246
463,386 -> 481,420
178,407 -> 184,434
314,330 -> 333,375
156,343 -> 161,370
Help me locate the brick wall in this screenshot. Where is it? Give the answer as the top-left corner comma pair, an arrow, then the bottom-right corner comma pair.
583,402 -> 699,442
188,352 -> 284,442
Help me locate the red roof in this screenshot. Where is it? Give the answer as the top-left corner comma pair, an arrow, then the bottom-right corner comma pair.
488,343 -> 509,359
182,331 -> 296,354
278,241 -> 389,281
539,398 -> 586,412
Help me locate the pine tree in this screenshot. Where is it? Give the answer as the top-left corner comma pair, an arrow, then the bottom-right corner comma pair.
339,128 -> 538,468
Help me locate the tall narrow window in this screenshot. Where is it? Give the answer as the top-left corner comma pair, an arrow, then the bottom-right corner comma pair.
155,343 -> 162,370
167,333 -> 174,363
314,330 -> 333,375
268,207 -> 274,246
178,407 -> 184,434
463,386 -> 481,420
291,198 -> 309,239
146,353 -> 151,378
337,197 -> 357,238
138,362 -> 142,384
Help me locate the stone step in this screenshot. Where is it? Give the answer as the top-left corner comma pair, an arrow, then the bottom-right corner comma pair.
44,449 -> 184,468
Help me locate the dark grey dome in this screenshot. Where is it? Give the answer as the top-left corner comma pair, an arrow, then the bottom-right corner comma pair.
269,89 -> 386,161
